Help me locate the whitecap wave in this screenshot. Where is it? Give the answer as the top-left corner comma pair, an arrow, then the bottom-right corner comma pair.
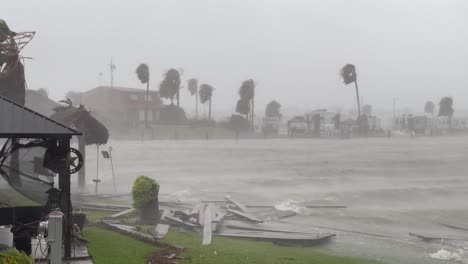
274,199 -> 311,215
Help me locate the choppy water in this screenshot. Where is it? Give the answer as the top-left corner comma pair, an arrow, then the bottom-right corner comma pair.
80,136 -> 468,263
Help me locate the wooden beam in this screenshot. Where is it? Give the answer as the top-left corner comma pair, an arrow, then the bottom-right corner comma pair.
58,138 -> 72,257
202,205 -> 212,245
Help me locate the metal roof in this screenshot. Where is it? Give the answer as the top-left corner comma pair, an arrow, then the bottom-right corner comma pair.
0,95 -> 81,138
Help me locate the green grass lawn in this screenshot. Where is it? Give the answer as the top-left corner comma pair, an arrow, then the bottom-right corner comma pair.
83,227 -> 156,264
81,210 -> 382,264
164,229 -> 382,264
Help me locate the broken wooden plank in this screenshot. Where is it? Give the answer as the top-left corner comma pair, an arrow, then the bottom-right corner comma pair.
436,219 -> 468,231
111,208 -> 135,218
222,220 -> 320,235
225,196 -> 249,212
216,229 -> 335,246
198,204 -> 206,227
202,204 -> 213,245
160,209 -> 171,221
212,210 -> 227,232
252,208 -> 296,222
190,203 -> 202,216
227,208 -> 262,223
166,215 -> 199,228
154,224 -> 170,239
409,232 -> 468,241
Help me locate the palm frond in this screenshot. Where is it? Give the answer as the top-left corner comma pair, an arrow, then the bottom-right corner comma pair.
187,78 -> 198,96
340,64 -> 356,85
136,63 -> 149,84
239,79 -> 255,101
199,83 -> 213,104
265,100 -> 281,117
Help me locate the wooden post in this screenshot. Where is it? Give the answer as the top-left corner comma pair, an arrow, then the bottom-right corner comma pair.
78,135 -> 86,189
58,137 -> 72,258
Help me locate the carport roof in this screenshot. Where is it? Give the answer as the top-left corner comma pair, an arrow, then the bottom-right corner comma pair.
0,95 -> 81,138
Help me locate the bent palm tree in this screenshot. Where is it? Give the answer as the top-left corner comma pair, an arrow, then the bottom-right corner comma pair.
439,97 -> 454,128
424,101 -> 435,116
239,79 -> 256,130
188,78 -> 198,119
340,64 -> 360,116
136,63 -> 150,127
159,68 -> 181,105
199,84 -> 213,120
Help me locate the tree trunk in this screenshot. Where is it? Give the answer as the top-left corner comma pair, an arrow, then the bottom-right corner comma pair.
354,81 -> 361,117
208,98 -> 212,120
145,81 -> 149,128
141,195 -> 159,224
196,91 -> 198,119
251,98 -> 255,131
177,89 -> 180,107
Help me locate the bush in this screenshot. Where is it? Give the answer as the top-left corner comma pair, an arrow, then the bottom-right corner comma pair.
0,249 -> 33,264
131,176 -> 159,209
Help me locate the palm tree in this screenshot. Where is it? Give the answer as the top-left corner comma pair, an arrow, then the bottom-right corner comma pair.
340,64 -> 361,116
239,79 -> 255,130
159,68 -> 181,106
439,97 -> 454,128
199,84 -> 213,120
188,78 -> 199,119
136,63 -> 150,127
424,101 -> 435,116
265,100 -> 281,118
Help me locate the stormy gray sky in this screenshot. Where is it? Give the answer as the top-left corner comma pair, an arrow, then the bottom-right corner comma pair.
3,0 -> 468,116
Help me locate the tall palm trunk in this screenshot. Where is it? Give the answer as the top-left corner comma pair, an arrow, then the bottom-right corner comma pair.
208,98 -> 212,120
354,81 -> 361,117
145,81 -> 149,128
177,90 -> 180,107
196,91 -> 198,119
251,98 -> 255,131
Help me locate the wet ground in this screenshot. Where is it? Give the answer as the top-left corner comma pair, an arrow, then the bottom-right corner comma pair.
80,135 -> 468,264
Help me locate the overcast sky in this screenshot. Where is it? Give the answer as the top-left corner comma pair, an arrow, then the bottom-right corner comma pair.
3,0 -> 468,116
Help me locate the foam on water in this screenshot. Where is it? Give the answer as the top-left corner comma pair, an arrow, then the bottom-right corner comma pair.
274,199 -> 311,215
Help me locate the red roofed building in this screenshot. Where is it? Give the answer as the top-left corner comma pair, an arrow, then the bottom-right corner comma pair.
80,86 -> 161,132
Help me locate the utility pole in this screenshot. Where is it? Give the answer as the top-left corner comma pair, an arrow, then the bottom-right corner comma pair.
109,58 -> 116,88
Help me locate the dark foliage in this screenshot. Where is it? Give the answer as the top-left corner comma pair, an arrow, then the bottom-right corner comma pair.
50,101 -> 109,145
187,78 -> 198,96
159,68 -> 181,102
265,100 -> 281,118
136,64 -> 149,84
199,84 -> 213,104
239,79 -> 255,101
236,99 -> 251,116
438,97 -> 454,117
340,64 -> 356,85
424,101 -> 435,115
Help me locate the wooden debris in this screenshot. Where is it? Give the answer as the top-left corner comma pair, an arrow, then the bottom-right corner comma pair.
216,229 -> 335,246
190,203 -> 202,216
111,208 -> 135,218
227,208 -> 262,223
409,232 -> 468,241
222,220 -> 319,234
160,209 -> 171,221
198,204 -> 206,227
252,208 -> 296,222
154,224 -> 170,239
202,205 -> 213,245
225,196 -> 248,212
166,215 -> 198,229
436,219 -> 468,231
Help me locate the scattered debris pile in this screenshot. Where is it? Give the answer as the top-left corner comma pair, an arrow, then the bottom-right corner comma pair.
98,196 -> 336,248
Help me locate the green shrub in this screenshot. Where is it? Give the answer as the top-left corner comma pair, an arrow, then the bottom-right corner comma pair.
131,176 -> 159,209
0,249 -> 33,264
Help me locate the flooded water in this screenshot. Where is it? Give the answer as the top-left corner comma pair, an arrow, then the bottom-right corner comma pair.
80,136 -> 468,264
